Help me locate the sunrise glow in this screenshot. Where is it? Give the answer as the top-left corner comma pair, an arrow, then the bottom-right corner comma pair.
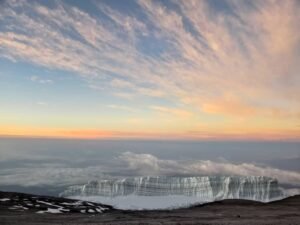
0,0 -> 299,140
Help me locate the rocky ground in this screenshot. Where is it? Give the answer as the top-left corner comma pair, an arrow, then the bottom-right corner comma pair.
0,191 -> 299,225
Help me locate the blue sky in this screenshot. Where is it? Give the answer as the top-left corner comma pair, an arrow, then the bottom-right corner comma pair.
0,0 -> 299,140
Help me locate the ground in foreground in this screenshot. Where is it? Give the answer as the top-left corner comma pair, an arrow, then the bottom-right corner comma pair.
0,191 -> 299,225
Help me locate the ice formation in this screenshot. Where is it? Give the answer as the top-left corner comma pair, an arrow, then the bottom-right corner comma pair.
61,176 -> 284,203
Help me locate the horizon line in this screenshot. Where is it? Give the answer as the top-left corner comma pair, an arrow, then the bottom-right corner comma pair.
1,134 -> 299,142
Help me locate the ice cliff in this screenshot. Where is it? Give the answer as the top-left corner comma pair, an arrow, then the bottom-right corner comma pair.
60,176 -> 284,202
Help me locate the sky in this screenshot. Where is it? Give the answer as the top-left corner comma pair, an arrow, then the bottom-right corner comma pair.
0,0 -> 300,140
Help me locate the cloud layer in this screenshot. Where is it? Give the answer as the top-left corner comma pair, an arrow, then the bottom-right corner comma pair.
119,152 -> 300,185
1,152 -> 299,187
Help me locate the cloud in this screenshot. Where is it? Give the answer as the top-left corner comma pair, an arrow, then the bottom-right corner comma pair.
118,152 -> 300,185
30,75 -> 53,84
0,166 -> 106,186
150,105 -> 192,118
36,102 -> 48,106
0,0 -> 299,134
107,104 -> 137,113
0,152 -> 299,187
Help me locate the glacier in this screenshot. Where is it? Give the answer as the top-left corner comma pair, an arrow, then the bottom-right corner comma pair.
60,176 -> 285,209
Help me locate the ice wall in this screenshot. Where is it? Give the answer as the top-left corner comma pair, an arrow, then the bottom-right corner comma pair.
60,176 -> 284,202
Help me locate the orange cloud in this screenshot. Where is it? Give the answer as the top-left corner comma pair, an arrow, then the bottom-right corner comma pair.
1,124 -> 299,141
150,106 -> 193,118
0,126 -> 112,139
201,94 -> 300,119
202,97 -> 256,117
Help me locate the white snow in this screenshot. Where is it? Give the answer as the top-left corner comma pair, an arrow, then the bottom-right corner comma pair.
61,201 -> 83,206
36,200 -> 61,208
61,176 -> 284,204
62,176 -> 285,210
70,195 -> 206,210
36,210 -> 45,214
60,209 -> 70,212
9,205 -> 28,210
0,198 -> 10,202
86,202 -> 94,206
36,208 -> 62,214
284,188 -> 300,197
61,202 -> 75,205
46,208 -> 62,213
95,208 -> 102,212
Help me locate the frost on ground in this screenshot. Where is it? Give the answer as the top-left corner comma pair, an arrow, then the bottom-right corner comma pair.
0,191 -> 112,214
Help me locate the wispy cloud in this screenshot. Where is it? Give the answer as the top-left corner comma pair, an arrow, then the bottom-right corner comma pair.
107,104 -> 138,113
36,101 -> 48,106
0,0 -> 299,137
30,75 -> 53,84
150,105 -> 192,118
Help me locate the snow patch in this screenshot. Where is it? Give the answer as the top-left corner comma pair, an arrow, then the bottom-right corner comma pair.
9,205 -> 28,210
36,208 -> 62,214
